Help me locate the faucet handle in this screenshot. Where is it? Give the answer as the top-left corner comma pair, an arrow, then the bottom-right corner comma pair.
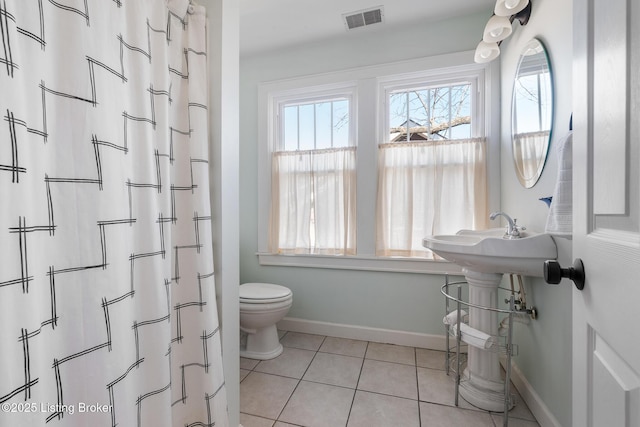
510,219 -> 525,237
513,218 -> 526,230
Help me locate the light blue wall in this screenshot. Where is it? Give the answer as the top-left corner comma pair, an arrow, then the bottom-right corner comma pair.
239,12 -> 487,335
498,0 -> 573,426
239,4 -> 572,426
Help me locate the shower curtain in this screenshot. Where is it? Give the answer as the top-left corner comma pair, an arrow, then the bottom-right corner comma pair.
0,1 -> 228,426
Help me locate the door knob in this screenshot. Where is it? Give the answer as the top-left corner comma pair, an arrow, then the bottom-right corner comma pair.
544,259 -> 585,290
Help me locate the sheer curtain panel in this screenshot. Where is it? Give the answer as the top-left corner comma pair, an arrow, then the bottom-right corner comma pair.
0,1 -> 228,426
270,147 -> 356,255
376,138 -> 489,258
513,130 -> 551,182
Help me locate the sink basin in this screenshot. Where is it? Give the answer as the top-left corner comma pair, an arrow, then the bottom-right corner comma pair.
422,228 -> 557,277
424,227 -> 558,411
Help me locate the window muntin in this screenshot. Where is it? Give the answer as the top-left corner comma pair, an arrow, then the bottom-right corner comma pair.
257,55 -> 495,272
280,98 -> 351,151
270,93 -> 356,256
387,82 -> 473,143
376,78 -> 488,258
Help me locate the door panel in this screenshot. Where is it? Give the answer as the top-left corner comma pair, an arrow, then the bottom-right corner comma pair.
590,327 -> 640,427
592,0 -> 627,215
574,0 -> 640,426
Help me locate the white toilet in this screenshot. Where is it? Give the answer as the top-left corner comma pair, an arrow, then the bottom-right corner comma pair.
239,282 -> 292,360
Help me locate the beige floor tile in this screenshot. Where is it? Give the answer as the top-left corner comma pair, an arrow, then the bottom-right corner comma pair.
280,332 -> 326,351
241,357 -> 261,370
240,412 -> 275,427
420,402 -> 495,427
254,347 -> 316,379
416,367 -> 477,410
303,352 -> 363,388
240,372 -> 298,420
357,359 -> 417,400
279,381 -> 354,427
347,391 -> 419,427
319,336 -> 368,358
416,348 -> 447,370
365,342 -> 415,366
239,336 -> 541,427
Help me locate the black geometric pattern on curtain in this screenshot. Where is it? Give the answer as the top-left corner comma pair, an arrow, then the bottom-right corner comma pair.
0,1 -> 228,425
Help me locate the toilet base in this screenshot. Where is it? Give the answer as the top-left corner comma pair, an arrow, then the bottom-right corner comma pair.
239,324 -> 283,360
240,343 -> 283,360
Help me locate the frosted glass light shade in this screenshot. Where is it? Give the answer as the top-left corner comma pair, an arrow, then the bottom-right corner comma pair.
474,41 -> 500,63
494,0 -> 529,16
483,15 -> 512,42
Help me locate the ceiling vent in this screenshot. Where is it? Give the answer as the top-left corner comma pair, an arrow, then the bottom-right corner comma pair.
343,6 -> 384,31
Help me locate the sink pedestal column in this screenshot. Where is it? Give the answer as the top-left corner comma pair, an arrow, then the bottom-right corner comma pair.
459,268 -> 509,412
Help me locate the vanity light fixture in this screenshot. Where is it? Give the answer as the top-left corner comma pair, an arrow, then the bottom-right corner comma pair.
482,14 -> 512,43
474,41 -> 501,63
474,0 -> 532,63
494,0 -> 529,17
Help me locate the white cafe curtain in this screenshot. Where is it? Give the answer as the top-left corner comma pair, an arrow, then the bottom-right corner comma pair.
376,138 -> 488,258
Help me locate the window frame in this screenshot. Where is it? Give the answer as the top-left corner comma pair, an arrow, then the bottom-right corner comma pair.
256,51 -> 500,274
383,79 -> 478,143
378,72 -> 484,145
278,95 -> 355,152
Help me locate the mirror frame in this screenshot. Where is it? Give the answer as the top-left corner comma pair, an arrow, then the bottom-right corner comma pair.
511,37 -> 554,188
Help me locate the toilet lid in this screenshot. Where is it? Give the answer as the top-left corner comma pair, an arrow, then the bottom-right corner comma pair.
240,283 -> 292,302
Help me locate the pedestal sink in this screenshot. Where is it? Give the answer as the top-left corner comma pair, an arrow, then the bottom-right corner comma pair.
423,228 -> 557,411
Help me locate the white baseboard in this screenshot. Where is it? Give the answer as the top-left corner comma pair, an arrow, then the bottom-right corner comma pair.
278,316 -> 448,350
501,358 -> 562,427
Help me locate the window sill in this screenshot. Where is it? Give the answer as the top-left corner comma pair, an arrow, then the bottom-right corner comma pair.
256,252 -> 463,275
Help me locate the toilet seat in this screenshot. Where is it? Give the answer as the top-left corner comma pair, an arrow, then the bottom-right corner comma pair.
240,283 -> 292,304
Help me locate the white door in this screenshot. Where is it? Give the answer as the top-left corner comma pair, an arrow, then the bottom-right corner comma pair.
573,0 -> 640,426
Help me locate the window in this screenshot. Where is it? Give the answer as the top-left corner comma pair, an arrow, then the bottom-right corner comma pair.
376,79 -> 488,258
512,58 -> 553,182
282,99 -> 350,151
388,84 -> 472,142
269,90 -> 357,255
257,53 -> 497,272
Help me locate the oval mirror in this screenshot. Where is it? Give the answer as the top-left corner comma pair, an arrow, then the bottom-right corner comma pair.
511,38 -> 554,188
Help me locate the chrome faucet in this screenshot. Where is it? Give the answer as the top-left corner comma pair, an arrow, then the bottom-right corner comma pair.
490,211 -> 523,239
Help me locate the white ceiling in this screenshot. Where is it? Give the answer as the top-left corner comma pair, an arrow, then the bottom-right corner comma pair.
239,0 -> 496,56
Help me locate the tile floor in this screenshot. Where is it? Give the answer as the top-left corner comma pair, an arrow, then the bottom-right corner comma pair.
239,330 -> 541,427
